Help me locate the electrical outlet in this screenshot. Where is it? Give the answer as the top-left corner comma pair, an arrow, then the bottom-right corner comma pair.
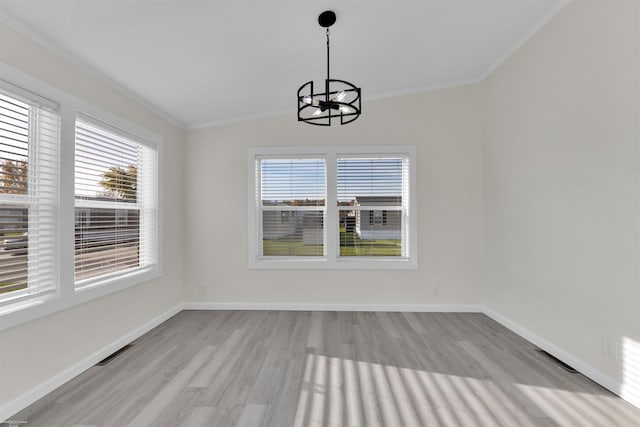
602,336 -> 618,361
433,286 -> 440,297
197,284 -> 207,296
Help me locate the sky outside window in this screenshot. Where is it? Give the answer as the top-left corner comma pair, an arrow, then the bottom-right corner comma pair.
261,158 -> 326,205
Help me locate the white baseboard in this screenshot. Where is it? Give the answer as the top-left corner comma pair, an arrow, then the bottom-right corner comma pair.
482,306 -> 627,403
182,302 -> 483,313
0,303 -> 184,422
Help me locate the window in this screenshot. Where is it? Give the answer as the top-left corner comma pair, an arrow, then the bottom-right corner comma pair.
370,210 -> 386,225
74,116 -> 158,286
258,158 -> 325,257
0,84 -> 59,305
338,156 -> 406,257
249,146 -> 417,269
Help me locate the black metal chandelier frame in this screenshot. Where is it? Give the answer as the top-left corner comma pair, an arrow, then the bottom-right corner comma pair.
297,11 -> 362,126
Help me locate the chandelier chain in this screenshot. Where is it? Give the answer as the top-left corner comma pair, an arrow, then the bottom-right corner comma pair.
326,27 -> 330,98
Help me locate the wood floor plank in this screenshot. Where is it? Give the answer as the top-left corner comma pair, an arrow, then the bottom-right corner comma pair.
180,406 -> 216,426
236,404 -> 267,427
10,311 -> 640,427
125,344 -> 215,426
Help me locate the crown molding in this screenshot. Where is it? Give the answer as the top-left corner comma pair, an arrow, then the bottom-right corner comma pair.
188,77 -> 483,130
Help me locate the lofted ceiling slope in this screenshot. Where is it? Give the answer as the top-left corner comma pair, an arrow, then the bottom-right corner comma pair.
0,0 -> 566,128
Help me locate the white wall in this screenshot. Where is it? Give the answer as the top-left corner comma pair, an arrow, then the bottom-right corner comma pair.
0,24 -> 185,407
483,0 -> 640,402
185,86 -> 485,306
3,0 -> 640,415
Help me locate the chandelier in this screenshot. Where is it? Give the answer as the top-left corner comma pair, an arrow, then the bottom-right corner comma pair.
297,11 -> 362,126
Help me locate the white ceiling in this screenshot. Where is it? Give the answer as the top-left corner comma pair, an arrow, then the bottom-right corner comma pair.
0,0 -> 566,128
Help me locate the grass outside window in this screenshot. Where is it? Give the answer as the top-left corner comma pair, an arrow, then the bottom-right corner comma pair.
262,229 -> 401,257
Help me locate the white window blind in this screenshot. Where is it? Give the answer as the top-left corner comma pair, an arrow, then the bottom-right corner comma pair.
0,85 -> 59,304
74,116 -> 157,285
257,157 -> 326,257
337,156 -> 409,257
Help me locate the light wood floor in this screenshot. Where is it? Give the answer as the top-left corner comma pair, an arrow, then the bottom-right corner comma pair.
12,311 -> 640,426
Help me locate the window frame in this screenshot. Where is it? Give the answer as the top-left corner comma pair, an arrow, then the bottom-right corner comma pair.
0,64 -> 163,332
248,145 -> 417,270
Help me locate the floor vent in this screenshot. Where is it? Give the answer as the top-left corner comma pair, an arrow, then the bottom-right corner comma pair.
96,344 -> 133,366
536,349 -> 578,373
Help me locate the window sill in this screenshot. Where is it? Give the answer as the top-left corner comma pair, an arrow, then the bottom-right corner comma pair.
249,257 -> 417,270
0,265 -> 161,332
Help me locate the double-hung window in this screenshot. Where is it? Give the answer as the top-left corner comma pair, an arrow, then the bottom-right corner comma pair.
0,68 -> 162,330
337,156 -> 408,257
249,146 -> 417,269
74,115 -> 158,287
0,83 -> 59,306
258,157 -> 326,257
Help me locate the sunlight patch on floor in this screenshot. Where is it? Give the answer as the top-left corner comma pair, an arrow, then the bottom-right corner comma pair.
292,353 -> 640,427
516,382 -> 640,426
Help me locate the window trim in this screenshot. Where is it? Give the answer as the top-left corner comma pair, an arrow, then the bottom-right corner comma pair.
0,64 -> 163,332
248,145 -> 417,270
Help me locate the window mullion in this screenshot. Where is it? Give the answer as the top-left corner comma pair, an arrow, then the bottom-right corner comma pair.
26,103 -> 37,292
58,108 -> 76,299
256,158 -> 263,257
325,151 -> 337,262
